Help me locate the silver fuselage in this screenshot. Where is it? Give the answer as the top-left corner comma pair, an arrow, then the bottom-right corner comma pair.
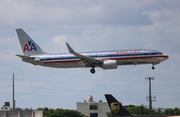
23,49 -> 168,68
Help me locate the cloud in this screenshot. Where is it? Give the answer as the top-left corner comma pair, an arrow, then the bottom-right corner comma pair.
52,35 -> 67,44
0,0 -> 153,27
42,35 -> 68,52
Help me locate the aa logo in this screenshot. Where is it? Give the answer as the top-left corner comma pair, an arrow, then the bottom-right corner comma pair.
110,102 -> 120,113
23,40 -> 37,52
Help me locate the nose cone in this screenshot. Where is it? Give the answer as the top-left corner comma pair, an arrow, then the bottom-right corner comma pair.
163,54 -> 169,60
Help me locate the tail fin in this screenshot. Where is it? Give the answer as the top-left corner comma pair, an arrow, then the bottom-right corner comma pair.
16,29 -> 47,56
105,94 -> 132,116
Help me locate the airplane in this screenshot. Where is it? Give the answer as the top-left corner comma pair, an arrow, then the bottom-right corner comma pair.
16,29 -> 169,74
105,94 -> 180,117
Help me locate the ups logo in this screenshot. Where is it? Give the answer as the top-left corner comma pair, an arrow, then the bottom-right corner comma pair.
110,102 -> 120,113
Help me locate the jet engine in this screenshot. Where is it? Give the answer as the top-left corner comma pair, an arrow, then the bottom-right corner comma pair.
102,60 -> 117,69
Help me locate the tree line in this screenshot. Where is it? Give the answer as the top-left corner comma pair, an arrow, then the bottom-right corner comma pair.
2,105 -> 180,117
107,105 -> 180,117
36,105 -> 180,117
36,107 -> 87,117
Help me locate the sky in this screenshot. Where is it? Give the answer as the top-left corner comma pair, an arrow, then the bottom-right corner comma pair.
0,0 -> 180,110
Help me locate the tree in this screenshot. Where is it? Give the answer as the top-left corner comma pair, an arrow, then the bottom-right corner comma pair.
36,107 -> 87,117
106,112 -> 113,117
125,104 -> 150,115
106,105 -> 180,117
163,108 -> 180,115
155,107 -> 164,115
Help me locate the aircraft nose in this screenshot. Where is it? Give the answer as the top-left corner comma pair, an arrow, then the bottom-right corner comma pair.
163,54 -> 169,60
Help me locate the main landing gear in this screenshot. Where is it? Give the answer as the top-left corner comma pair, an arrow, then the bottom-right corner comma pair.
90,67 -> 95,74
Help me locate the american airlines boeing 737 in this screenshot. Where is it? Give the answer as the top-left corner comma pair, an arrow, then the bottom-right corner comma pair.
16,29 -> 169,74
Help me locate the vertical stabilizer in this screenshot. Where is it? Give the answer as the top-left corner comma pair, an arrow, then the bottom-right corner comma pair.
16,29 -> 46,56
105,94 -> 132,116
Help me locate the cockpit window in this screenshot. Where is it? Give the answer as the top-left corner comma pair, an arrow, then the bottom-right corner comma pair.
157,52 -> 163,54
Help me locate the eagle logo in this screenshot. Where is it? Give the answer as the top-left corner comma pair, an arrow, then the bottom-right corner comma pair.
110,102 -> 120,113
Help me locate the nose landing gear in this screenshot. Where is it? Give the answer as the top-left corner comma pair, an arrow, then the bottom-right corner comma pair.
152,65 -> 155,70
90,67 -> 95,74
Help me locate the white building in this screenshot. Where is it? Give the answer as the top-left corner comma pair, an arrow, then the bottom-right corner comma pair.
77,95 -> 110,117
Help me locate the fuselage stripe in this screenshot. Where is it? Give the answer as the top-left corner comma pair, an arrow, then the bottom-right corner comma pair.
42,55 -> 168,64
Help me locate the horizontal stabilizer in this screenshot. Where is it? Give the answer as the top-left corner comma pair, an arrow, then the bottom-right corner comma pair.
16,54 -> 35,60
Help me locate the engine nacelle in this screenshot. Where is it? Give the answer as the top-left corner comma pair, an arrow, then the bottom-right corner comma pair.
102,60 -> 117,69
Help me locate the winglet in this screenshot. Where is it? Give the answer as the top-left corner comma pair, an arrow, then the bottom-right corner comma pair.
66,43 -> 75,53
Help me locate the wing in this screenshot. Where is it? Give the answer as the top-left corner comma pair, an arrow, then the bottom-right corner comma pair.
66,43 -> 102,67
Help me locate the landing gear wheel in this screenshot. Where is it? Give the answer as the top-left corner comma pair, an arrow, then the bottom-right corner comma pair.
152,65 -> 155,70
90,68 -> 95,74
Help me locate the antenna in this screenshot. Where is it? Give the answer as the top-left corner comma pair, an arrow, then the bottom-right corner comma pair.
12,73 -> 15,111
145,76 -> 156,109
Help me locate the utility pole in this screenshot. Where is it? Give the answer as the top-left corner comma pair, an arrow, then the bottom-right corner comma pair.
12,73 -> 15,111
145,76 -> 156,109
